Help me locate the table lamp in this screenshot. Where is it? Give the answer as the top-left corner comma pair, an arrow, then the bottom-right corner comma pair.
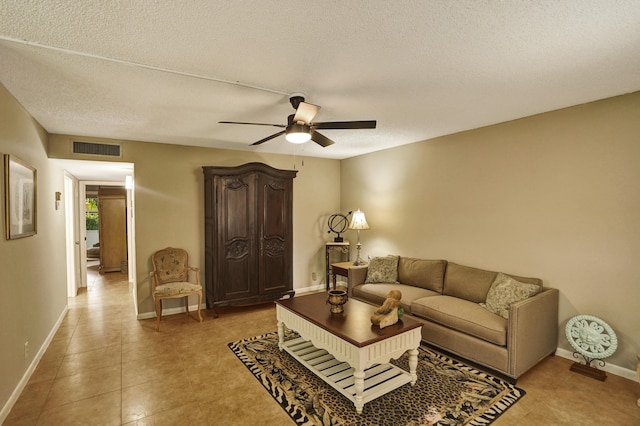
349,209 -> 370,266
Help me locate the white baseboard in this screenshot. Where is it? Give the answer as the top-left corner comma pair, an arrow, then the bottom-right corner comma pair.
555,348 -> 637,381
0,306 -> 69,425
296,283 -> 326,294
136,303 -> 204,320
136,285 -> 329,319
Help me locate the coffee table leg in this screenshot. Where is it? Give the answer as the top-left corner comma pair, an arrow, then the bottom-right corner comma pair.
408,348 -> 419,385
354,370 -> 365,414
277,321 -> 284,350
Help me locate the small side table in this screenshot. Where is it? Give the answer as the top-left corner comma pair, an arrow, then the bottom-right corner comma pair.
325,242 -> 349,290
330,261 -> 355,290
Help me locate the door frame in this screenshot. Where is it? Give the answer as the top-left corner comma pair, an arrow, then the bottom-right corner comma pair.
78,181 -> 136,305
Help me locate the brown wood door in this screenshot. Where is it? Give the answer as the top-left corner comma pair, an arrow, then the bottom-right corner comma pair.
215,172 -> 257,302
257,173 -> 293,295
98,188 -> 127,273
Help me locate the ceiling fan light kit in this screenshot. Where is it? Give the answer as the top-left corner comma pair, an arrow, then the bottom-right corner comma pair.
220,94 -> 377,147
285,122 -> 311,143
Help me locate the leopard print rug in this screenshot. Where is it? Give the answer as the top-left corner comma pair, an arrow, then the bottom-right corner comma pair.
228,330 -> 524,425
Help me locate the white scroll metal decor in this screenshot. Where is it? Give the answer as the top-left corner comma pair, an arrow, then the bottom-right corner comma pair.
565,314 -> 617,377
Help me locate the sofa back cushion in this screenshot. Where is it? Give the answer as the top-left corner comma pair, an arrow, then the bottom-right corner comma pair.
397,257 -> 447,293
443,262 -> 543,303
443,263 -> 498,303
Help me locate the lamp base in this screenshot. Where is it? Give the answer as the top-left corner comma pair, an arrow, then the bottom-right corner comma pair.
353,242 -> 366,266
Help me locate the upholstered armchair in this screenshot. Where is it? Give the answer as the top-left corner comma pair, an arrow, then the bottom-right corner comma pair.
149,247 -> 203,331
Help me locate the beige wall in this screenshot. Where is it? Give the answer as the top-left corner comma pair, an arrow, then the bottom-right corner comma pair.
0,85 -> 68,410
48,135 -> 341,316
341,92 -> 640,371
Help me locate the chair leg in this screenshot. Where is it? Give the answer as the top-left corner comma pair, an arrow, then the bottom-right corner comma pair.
155,298 -> 162,331
185,296 -> 190,318
196,292 -> 203,323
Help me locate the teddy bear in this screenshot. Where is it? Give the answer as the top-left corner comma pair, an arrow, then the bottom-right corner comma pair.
370,290 -> 403,328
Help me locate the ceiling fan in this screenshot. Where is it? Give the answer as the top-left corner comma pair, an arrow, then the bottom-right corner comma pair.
219,94 -> 376,147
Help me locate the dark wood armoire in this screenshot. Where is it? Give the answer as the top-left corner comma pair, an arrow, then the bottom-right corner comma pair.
203,162 -> 297,311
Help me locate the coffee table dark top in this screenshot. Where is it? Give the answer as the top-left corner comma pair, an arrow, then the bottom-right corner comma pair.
276,292 -> 423,348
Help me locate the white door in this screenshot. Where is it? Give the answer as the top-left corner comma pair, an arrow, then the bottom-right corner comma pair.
64,174 -> 80,297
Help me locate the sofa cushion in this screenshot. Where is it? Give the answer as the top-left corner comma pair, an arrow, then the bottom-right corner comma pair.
365,255 -> 399,283
443,263 -> 498,303
411,295 -> 508,346
397,257 -> 447,293
481,273 -> 541,319
352,283 -> 439,314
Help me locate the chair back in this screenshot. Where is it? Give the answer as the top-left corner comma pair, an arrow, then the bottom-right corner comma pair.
151,247 -> 190,285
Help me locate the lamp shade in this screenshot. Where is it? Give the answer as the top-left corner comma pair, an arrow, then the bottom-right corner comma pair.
349,209 -> 370,230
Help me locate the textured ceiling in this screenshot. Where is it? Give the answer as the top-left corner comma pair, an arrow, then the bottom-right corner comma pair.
1,1 -> 640,161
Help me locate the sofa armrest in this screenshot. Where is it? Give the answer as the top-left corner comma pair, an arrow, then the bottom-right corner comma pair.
507,287 -> 559,378
347,266 -> 368,296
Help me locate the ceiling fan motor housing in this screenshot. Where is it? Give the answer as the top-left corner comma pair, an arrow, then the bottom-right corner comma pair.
289,95 -> 306,110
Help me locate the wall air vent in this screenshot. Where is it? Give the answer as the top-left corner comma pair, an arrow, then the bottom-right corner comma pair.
72,141 -> 121,157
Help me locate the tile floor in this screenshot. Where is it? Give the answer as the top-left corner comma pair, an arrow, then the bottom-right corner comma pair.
3,264 -> 640,425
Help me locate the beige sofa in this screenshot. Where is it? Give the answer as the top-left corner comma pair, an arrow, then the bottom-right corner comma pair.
347,256 -> 559,381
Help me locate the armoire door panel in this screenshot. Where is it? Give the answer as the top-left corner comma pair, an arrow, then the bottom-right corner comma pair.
223,176 -> 253,241
218,174 -> 257,301
261,253 -> 287,294
258,174 -> 291,295
262,181 -> 286,237
219,256 -> 252,299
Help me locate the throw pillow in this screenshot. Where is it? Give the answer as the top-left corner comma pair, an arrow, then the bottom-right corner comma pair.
481,272 -> 540,319
365,255 -> 399,284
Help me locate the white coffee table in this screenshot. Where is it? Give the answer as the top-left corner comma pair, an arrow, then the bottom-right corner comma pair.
275,292 -> 423,414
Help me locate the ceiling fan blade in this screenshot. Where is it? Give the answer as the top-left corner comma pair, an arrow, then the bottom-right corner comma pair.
310,130 -> 335,147
250,130 -> 286,146
312,120 -> 377,130
219,121 -> 286,128
293,102 -> 320,124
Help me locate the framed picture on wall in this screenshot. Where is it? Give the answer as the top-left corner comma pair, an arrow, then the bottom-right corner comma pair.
4,155 -> 37,239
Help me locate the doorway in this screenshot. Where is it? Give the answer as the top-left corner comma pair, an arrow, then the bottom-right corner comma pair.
58,159 -> 136,315
79,181 -> 134,291
84,185 -> 128,274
